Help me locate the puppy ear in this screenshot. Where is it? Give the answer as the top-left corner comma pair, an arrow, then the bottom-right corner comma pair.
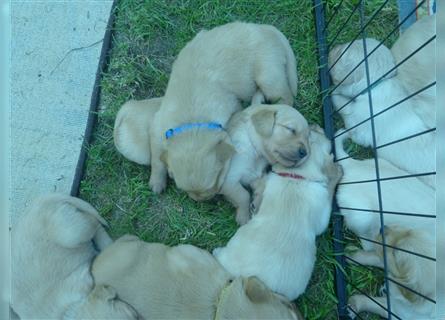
243,276 -> 270,303
215,140 -> 235,163
251,110 -> 276,137
90,285 -> 117,301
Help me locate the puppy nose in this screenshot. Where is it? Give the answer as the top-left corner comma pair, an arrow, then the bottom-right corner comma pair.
298,147 -> 307,159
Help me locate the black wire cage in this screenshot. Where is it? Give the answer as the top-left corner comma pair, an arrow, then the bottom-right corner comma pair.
313,0 -> 436,319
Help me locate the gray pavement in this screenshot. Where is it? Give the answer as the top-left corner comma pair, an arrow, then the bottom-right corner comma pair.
11,0 -> 113,225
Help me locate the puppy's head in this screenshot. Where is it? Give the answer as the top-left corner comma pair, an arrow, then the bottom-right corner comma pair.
218,276 -> 302,319
329,38 -> 396,95
164,130 -> 235,201
272,124 -> 333,178
251,105 -> 310,167
64,285 -> 138,319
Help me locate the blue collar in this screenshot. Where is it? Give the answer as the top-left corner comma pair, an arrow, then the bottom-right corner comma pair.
165,122 -> 223,139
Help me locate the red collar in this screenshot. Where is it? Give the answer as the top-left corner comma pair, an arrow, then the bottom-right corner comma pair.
272,171 -> 305,180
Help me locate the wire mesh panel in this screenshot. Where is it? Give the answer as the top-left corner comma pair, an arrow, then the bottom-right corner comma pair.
314,0 -> 436,319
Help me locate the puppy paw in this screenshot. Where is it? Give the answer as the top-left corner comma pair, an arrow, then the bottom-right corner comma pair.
236,208 -> 251,225
344,247 -> 361,265
149,176 -> 167,194
347,294 -> 365,318
334,163 -> 344,181
325,161 -> 343,185
347,306 -> 358,319
212,247 -> 222,257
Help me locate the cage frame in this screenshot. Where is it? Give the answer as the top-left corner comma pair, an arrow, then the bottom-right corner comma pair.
313,0 -> 437,319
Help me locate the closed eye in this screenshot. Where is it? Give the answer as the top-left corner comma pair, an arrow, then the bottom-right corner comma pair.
281,125 -> 297,135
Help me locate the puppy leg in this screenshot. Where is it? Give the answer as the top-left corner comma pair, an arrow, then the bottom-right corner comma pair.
249,177 -> 267,215
346,248 -> 384,269
330,94 -> 351,111
251,90 -> 266,105
322,159 -> 343,196
221,182 -> 251,225
348,294 -> 390,318
255,67 -> 294,106
148,137 -> 168,194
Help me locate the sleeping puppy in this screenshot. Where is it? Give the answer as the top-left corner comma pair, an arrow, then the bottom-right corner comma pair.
213,126 -> 342,300
334,130 -> 435,250
347,224 -> 436,320
334,133 -> 436,319
391,14 -> 436,107
328,38 -> 435,188
92,235 -> 303,319
11,193 -> 137,319
198,103 -> 309,224
114,98 -> 162,165
149,22 -> 298,196
113,99 -> 309,225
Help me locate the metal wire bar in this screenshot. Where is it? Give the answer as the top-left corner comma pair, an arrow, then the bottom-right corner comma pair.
327,1 -> 361,49
332,81 -> 436,131
324,0 -> 346,32
314,1 -> 350,318
358,2 -> 392,318
346,255 -> 437,303
376,128 -> 436,150
338,206 -> 436,218
334,35 -> 436,114
327,0 -> 427,92
347,281 -> 402,320
328,0 -> 390,67
338,171 -> 436,185
352,234 -> 437,261
334,154 -> 354,162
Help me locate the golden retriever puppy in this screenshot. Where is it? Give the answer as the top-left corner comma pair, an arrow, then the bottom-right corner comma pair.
347,225 -> 436,319
113,99 -> 309,225
334,131 -> 435,250
391,14 -> 436,101
213,126 -> 342,300
195,103 -> 309,224
114,98 -> 162,165
11,193 -> 137,319
92,235 -> 302,319
334,133 -> 436,319
149,22 -> 298,195
329,38 -> 435,188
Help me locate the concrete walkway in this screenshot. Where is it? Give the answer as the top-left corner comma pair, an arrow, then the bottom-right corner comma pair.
11,0 -> 113,225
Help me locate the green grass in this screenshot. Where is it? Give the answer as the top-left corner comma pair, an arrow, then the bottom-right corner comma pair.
80,1 -> 398,319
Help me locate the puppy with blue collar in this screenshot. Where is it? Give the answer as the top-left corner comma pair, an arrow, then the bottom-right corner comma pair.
148,22 -> 299,199
114,99 -> 310,225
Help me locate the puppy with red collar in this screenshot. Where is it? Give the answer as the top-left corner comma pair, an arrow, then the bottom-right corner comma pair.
213,125 -> 342,300
148,22 -> 298,197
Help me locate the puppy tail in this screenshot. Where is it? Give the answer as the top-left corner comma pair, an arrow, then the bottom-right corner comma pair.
275,29 -> 298,96
43,194 -> 109,249
333,129 -> 349,160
